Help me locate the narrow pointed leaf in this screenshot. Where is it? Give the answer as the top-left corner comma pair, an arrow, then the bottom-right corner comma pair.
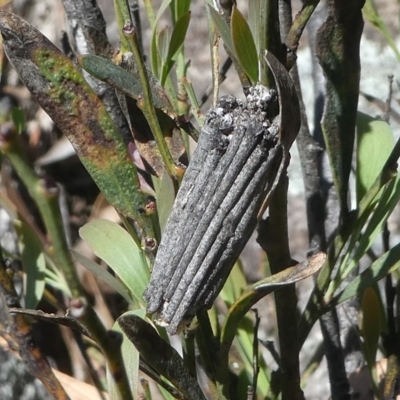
0,11 -> 154,238
231,6 -> 259,83
79,219 -> 150,305
167,11 -> 191,61
160,11 -> 191,85
173,0 -> 191,21
341,174 -> 400,279
332,242 -> 400,306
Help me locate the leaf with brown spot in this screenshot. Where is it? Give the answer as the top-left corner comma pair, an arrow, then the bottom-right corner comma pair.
0,11 -> 155,239
79,54 -> 189,177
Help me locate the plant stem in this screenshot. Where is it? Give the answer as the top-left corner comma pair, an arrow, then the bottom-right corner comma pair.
285,0 -> 320,60
258,175 -> 303,400
114,0 -> 181,181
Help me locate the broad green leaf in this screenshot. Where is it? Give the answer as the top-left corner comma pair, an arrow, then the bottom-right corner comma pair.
79,219 -> 150,305
361,288 -> 381,367
15,221 -> 45,309
356,111 -> 394,202
107,309 -> 145,400
333,242 -> 400,305
71,250 -> 132,303
118,314 -> 206,400
208,5 -> 236,57
231,6 -> 259,83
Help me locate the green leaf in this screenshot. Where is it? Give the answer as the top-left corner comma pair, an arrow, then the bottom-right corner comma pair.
11,107 -> 25,134
158,27 -> 170,64
156,0 -> 172,23
208,5 -> 236,56
362,0 -> 400,63
15,221 -> 46,309
151,26 -> 161,77
333,242 -> 400,305
235,315 -> 270,398
361,287 -> 381,367
356,111 -> 394,202
340,173 -> 400,280
219,260 -> 247,307
248,0 -> 261,55
44,261 -> 71,297
107,309 -> 145,400
160,11 -> 191,85
167,11 -> 191,61
172,0 -> 191,21
71,250 -> 132,303
231,6 -> 259,83
0,12 -> 155,239
79,219 -> 150,305
79,55 -> 174,114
